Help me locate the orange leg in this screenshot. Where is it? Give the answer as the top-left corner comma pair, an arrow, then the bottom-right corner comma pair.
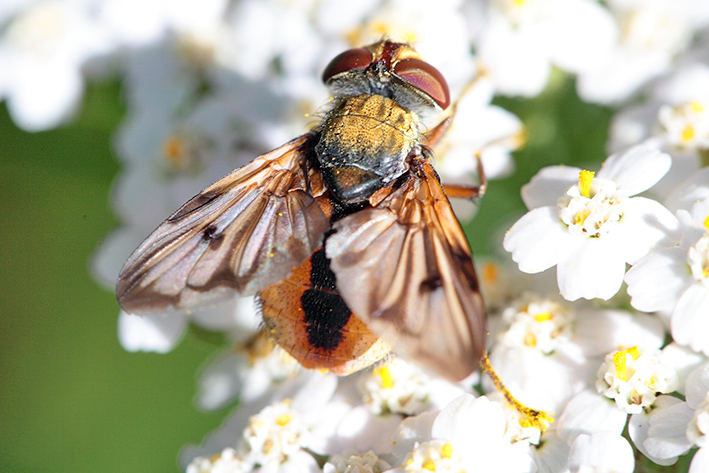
442,152 -> 487,200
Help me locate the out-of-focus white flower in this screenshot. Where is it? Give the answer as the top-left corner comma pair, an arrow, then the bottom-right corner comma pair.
0,0 -> 116,131
118,296 -> 260,354
186,447 -> 252,473
608,57 -> 709,197
323,450 -> 391,473
504,143 -> 680,301
596,346 -> 679,414
469,0 -> 617,97
432,75 -> 524,219
196,331 -> 301,411
626,198 -> 709,356
567,431 -> 635,473
643,363 -> 709,472
577,0 -> 709,104
359,359 -> 465,416
184,371 -> 349,472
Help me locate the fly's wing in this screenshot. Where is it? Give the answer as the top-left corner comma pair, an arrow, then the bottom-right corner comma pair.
117,134 -> 330,314
325,156 -> 485,382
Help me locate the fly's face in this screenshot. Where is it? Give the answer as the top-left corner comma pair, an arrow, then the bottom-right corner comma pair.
315,41 -> 451,204
116,40 -> 486,383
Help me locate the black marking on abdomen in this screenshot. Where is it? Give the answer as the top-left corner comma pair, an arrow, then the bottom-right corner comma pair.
300,247 -> 353,351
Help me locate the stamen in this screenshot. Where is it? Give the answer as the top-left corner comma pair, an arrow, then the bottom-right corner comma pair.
533,312 -> 552,322
578,170 -> 595,198
374,365 -> 394,390
442,444 -> 453,459
574,208 -> 591,226
276,414 -> 291,426
613,351 -> 627,380
703,215 -> 709,231
681,125 -> 696,144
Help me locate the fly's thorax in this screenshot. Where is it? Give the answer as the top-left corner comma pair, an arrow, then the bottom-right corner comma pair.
315,94 -> 421,204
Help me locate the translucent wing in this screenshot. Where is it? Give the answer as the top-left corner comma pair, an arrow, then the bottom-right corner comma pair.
326,157 -> 485,381
117,134 -> 330,314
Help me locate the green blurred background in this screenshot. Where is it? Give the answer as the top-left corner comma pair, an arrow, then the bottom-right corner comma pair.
1,76 -> 620,472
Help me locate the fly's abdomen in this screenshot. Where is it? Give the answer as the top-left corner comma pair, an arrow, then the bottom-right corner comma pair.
316,94 -> 420,204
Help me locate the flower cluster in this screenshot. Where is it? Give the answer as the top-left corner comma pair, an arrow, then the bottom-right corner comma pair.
6,0 -> 709,472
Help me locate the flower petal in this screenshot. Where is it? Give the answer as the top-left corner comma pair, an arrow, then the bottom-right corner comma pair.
597,143 -> 671,196
672,285 -> 709,357
625,248 -> 690,313
504,207 -> 577,273
117,310 -> 187,353
615,197 -> 680,264
521,165 -> 580,209
557,238 -> 626,301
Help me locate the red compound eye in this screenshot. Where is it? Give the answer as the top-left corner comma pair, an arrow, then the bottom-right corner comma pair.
322,47 -> 373,83
393,58 -> 450,109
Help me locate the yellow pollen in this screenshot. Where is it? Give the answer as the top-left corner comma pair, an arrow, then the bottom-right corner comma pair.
613,351 -> 628,381
681,125 -> 696,143
442,443 -> 453,459
513,0 -> 526,5
534,312 -> 552,322
574,208 -> 591,226
703,215 -> 709,231
578,170 -> 595,198
691,101 -> 704,112
524,332 -> 537,348
482,262 -> 499,284
626,346 -> 640,360
374,366 -> 394,389
422,460 -> 436,471
276,414 -> 292,426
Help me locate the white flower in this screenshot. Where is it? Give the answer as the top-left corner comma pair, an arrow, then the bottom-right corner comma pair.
470,0 -> 617,97
0,0 -> 116,131
503,142 -> 680,301
196,330 -> 301,411
487,292 -> 665,413
183,371 -> 349,472
643,363 -> 709,471
359,359 -> 465,416
595,346 -> 678,414
608,58 -> 709,197
576,0 -> 709,104
432,75 -> 524,219
117,296 -> 260,354
626,198 -> 709,356
388,394 -> 536,472
323,450 -> 391,473
567,431 -> 634,473
186,447 -> 252,473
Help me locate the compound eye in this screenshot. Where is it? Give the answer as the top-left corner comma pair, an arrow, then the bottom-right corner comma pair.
393,58 -> 450,109
322,48 -> 373,83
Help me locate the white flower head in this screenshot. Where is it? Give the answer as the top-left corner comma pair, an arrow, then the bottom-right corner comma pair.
186,448 -> 252,473
237,399 -> 312,466
359,358 -> 464,416
658,100 -> 709,152
472,0 -> 617,97
323,450 -> 391,473
626,198 -> 709,356
498,293 -> 574,355
504,142 -> 680,301
596,346 -> 679,414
